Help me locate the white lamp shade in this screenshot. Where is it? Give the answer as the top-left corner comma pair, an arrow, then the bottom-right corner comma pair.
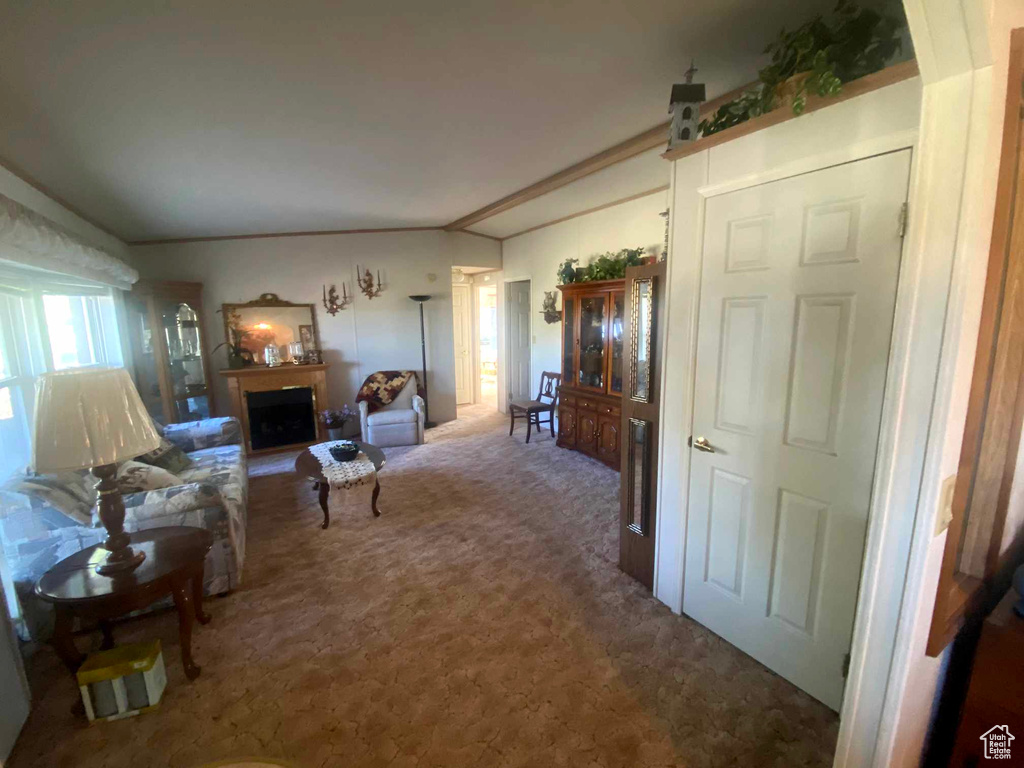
32,367 -> 162,472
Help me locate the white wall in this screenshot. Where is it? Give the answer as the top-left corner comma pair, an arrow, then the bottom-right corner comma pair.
446,231 -> 501,270
132,230 -> 460,424
498,191 -> 668,410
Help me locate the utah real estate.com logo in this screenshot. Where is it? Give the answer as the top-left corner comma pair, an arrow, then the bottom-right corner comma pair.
980,725 -> 1014,760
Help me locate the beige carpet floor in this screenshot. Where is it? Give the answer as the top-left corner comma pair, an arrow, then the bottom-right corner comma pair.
9,405 -> 838,768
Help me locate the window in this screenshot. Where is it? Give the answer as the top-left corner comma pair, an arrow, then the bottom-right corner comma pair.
0,287 -> 41,482
41,288 -> 121,370
0,269 -> 124,480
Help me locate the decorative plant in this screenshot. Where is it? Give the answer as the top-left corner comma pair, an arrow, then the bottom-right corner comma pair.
212,309 -> 253,368
557,247 -> 647,285
584,247 -> 646,281
319,405 -> 356,429
698,0 -> 905,136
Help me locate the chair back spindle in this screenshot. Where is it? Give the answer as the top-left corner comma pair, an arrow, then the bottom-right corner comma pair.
537,371 -> 561,405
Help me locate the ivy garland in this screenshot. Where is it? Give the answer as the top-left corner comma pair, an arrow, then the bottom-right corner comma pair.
698,0 -> 905,137
557,247 -> 646,284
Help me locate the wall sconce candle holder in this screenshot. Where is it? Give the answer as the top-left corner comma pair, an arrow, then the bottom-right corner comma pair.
322,283 -> 351,315
356,265 -> 384,300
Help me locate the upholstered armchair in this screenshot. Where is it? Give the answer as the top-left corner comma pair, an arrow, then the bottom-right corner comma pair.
358,377 -> 426,447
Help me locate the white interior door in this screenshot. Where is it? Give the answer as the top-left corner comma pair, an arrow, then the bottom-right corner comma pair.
506,281 -> 531,403
683,150 -> 911,709
452,283 -> 473,405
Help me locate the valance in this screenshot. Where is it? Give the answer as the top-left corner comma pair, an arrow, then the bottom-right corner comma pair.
0,193 -> 138,289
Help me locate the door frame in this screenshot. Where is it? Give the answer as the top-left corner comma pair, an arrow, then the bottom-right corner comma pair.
502,277 -> 532,412
656,65 -> 971,764
475,280 -> 499,408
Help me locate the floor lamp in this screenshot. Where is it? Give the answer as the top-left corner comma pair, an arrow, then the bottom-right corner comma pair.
409,295 -> 434,428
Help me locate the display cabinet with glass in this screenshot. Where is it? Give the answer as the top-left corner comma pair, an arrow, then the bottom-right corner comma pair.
126,280 -> 215,424
556,278 -> 625,469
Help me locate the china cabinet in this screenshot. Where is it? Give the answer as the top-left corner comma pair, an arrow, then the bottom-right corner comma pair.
126,280 -> 215,424
556,278 -> 625,469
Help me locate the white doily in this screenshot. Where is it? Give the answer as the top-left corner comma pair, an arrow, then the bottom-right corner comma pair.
309,442 -> 376,490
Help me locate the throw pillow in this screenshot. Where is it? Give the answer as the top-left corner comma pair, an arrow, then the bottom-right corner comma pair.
115,460 -> 182,494
135,437 -> 193,474
4,468 -> 96,526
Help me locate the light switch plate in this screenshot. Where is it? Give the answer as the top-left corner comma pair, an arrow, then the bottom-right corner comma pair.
936,474 -> 956,535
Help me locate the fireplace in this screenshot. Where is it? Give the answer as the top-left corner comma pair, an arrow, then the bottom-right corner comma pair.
220,363 -> 329,455
247,387 -> 317,450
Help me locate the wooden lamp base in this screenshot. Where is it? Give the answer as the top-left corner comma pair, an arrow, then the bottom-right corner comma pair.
92,464 -> 146,575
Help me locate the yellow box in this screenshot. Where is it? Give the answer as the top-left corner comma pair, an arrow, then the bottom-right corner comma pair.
76,640 -> 166,723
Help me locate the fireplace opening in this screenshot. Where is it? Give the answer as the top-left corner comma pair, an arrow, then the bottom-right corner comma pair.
247,387 -> 316,450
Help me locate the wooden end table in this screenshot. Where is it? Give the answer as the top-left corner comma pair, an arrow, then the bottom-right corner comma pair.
35,526 -> 214,681
294,441 -> 386,529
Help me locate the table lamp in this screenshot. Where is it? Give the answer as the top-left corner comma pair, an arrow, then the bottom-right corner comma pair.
32,368 -> 161,575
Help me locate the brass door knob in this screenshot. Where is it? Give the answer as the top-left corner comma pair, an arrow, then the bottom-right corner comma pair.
692,436 -> 716,453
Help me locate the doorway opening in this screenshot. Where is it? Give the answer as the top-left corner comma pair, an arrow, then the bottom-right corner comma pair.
478,283 -> 497,408
451,280 -> 472,407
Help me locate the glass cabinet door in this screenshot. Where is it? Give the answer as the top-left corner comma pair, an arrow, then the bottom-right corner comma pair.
609,291 -> 625,394
630,278 -> 654,402
126,295 -> 165,422
159,300 -> 210,420
578,294 -> 607,391
562,297 -> 575,386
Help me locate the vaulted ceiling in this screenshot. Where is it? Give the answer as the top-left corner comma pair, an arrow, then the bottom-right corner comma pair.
0,0 -> 833,242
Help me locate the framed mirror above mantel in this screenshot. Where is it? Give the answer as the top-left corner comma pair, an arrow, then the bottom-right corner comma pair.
221,293 -> 321,367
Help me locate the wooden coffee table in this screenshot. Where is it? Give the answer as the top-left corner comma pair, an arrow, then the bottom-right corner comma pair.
295,441 -> 386,529
35,526 -> 213,681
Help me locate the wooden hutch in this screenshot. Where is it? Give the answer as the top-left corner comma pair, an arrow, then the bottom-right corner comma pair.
556,278 -> 625,469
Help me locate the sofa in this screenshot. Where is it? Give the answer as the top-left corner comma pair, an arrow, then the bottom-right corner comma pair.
0,416 -> 247,642
358,377 -> 426,447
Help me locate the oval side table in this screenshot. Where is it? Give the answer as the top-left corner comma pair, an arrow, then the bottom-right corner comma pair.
35,526 -> 214,680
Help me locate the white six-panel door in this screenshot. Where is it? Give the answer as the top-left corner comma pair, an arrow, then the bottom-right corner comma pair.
507,281 -> 532,403
682,150 -> 912,709
452,283 -> 473,405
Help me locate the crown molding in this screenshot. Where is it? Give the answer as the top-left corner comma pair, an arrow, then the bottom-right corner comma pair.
501,185 -> 669,242
129,226 -> 443,246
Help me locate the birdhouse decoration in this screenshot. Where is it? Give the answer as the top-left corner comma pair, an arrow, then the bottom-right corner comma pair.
668,62 -> 706,150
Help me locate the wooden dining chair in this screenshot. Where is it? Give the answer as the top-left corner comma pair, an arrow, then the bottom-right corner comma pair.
509,371 -> 561,443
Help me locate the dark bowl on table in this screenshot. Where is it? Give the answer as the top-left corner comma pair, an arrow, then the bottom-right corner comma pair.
329,444 -> 360,462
